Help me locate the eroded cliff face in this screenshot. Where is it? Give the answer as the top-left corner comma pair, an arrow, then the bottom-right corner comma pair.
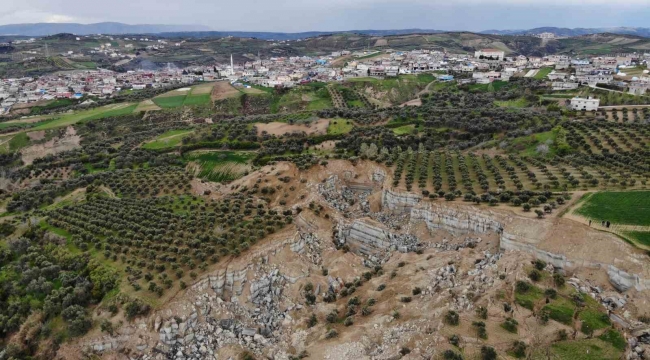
382,189 -> 650,292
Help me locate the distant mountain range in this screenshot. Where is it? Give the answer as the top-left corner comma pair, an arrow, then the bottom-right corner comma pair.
0,22 -> 211,36
2,22 -> 650,40
155,29 -> 446,40
480,27 -> 650,38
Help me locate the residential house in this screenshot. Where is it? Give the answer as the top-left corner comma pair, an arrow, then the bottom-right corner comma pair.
570,97 -> 599,111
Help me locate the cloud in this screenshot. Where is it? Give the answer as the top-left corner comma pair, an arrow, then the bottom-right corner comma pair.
0,0 -> 648,32
44,14 -> 76,23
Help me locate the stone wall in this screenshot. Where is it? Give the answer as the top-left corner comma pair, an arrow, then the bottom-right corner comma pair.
382,189 -> 422,212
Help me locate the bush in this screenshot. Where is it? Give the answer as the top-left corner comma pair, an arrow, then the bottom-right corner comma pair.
476,306 -> 488,319
528,269 -> 541,282
449,334 -> 460,346
553,273 -> 565,287
534,259 -> 546,270
511,341 -> 527,358
472,321 -> 487,339
544,288 -> 557,299
443,350 -> 464,360
480,346 -> 497,360
344,317 -> 354,326
412,287 -> 422,295
325,329 -> 338,339
502,317 -> 519,333
400,296 -> 412,303
515,281 -> 531,293
557,329 -> 568,340
445,310 -> 460,325
377,284 -> 386,291
307,314 -> 317,328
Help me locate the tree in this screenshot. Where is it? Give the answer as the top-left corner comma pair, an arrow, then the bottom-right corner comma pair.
62,305 -> 92,337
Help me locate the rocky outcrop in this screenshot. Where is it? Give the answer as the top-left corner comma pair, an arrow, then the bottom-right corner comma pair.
383,191 -> 650,293
337,219 -> 420,264
382,189 -> 422,212
410,204 -> 503,236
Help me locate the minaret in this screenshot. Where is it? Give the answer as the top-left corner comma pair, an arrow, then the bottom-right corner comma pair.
230,54 -> 234,76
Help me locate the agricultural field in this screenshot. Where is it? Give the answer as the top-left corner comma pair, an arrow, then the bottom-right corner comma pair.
574,191 -> 650,226
31,103 -> 139,131
152,83 -> 215,108
534,67 -> 554,80
185,150 -> 254,182
327,118 -> 354,134
142,129 -> 194,150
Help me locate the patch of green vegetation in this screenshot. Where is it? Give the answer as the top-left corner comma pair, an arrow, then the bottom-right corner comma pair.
9,132 -> 30,151
495,98 -> 528,108
306,98 -> 332,111
185,150 -> 254,183
32,103 -> 138,131
327,119 -> 354,135
598,329 -> 626,351
153,95 -> 187,108
393,124 -> 416,136
142,129 -> 194,150
183,93 -> 211,106
534,67 -> 554,80
542,297 -> 575,325
579,309 -> 611,333
549,339 -> 622,360
507,131 -> 556,157
515,284 -> 544,310
624,231 -> 650,247
575,191 -> 650,226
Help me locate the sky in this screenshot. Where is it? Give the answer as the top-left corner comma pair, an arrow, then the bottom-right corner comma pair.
1,0 -> 649,32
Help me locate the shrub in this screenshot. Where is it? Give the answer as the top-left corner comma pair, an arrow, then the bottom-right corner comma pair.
344,317 -> 354,326
515,281 -> 531,293
476,306 -> 488,319
480,346 -> 497,360
325,329 -> 338,339
502,317 -> 519,333
449,334 -> 460,346
377,284 -> 386,291
534,259 -> 546,270
412,287 -> 422,295
445,310 -> 460,325
557,329 -> 568,340
399,347 -> 411,356
443,350 -> 464,360
472,321 -> 487,339
511,341 -> 527,358
400,296 -> 412,303
528,269 -> 541,282
544,288 -> 557,299
307,314 -> 317,328
553,273 -> 565,287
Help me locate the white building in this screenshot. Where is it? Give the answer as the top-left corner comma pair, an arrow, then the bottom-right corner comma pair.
570,97 -> 600,111
537,32 -> 556,39
474,49 -> 505,60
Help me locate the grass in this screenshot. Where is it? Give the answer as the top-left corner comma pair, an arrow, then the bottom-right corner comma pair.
183,93 -> 211,106
624,231 -> 650,247
306,98 -> 332,111
598,329 -> 626,351
142,129 -> 194,150
185,151 -> 254,183
579,309 -> 611,332
534,67 -> 554,80
32,103 -> 138,131
495,98 -> 528,108
9,132 -> 30,151
393,124 -> 416,135
542,297 -> 575,325
514,284 -> 544,310
549,339 -> 623,360
508,131 -> 556,157
575,191 -> 650,226
153,95 -> 187,108
327,119 -> 354,135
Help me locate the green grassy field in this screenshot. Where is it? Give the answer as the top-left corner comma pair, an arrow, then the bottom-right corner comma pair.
393,124 -> 416,135
32,103 -> 138,131
542,296 -> 575,325
185,151 -> 254,182
327,119 -> 354,135
8,132 -> 30,151
624,231 -> 650,247
142,129 -> 194,150
508,131 -> 556,157
534,67 -> 554,80
575,191 -> 650,226
549,339 -> 623,360
183,93 -> 211,106
153,95 -> 187,108
495,98 -> 528,108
